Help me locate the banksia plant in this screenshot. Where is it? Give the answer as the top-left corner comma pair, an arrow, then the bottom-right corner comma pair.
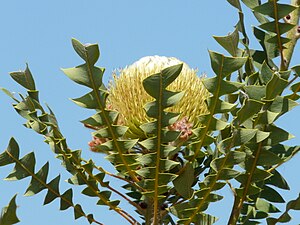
108,56 -> 209,138
1,1 -> 300,225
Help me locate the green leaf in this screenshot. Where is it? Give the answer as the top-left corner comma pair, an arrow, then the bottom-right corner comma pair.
260,185 -> 285,203
60,189 -> 73,210
256,110 -> 279,125
71,38 -> 100,66
62,65 -> 104,89
5,152 -> 35,181
241,0 -> 259,9
265,73 -> 288,101
209,51 -> 247,78
244,85 -> 266,101
291,65 -> 300,76
256,198 -> 280,213
236,168 -> 272,183
10,64 -> 36,90
286,193 -> 300,210
260,61 -> 274,84
0,138 -> 20,167
1,88 -> 20,103
173,162 -> 194,199
259,21 -> 295,34
266,125 -> 294,145
211,151 -> 246,171
234,99 -> 264,125
253,3 -> 297,19
206,97 -> 237,113
24,162 -> 49,196
0,195 -> 20,225
218,129 -> 257,153
203,78 -> 243,96
213,27 -> 240,56
227,0 -> 241,10
44,175 -> 61,204
81,111 -> 118,126
269,96 -> 298,116
219,168 -> 240,180
143,64 -> 183,99
254,27 -> 280,60
265,169 -> 290,190
74,204 -> 85,220
198,114 -> 228,131
256,148 -> 282,166
93,125 -> 128,138
256,130 -> 270,143
71,91 -> 105,109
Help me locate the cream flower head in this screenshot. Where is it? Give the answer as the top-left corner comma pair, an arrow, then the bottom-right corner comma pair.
108,56 -> 209,138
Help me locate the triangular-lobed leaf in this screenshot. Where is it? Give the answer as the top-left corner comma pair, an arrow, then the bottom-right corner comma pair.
0,195 -> 20,225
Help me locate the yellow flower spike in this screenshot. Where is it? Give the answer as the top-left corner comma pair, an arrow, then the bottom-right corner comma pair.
108,56 -> 209,138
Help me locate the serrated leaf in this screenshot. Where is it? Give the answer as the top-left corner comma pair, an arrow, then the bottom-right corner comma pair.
24,162 -> 49,196
62,65 -> 104,89
209,51 -> 247,78
10,64 -> 36,90
1,88 -> 20,103
253,3 -> 297,19
203,78 -> 243,96
71,91 -> 106,109
234,99 -> 264,125
265,73 -> 288,100
256,198 -> 280,213
236,168 -> 272,183
81,111 -> 118,127
67,173 -> 86,185
198,114 -> 228,131
260,185 -> 285,203
206,97 -> 236,113
213,27 -> 240,56
219,168 -> 240,180
236,184 -> 262,197
266,125 -> 294,145
0,195 -> 20,225
253,27 -> 279,60
173,162 -> 194,199
219,129 -> 257,153
60,189 -> 73,210
5,152 -> 35,181
291,65 -> 300,76
241,0 -> 259,9
143,64 -> 183,99
256,149 -> 282,166
260,61 -> 274,84
227,0 -> 242,10
44,175 -> 60,205
265,169 -> 290,190
269,96 -> 298,116
71,38 -> 100,65
87,214 -> 94,224
244,85 -> 266,101
93,125 -> 128,138
74,204 -> 85,220
286,193 -> 300,210
259,21 -> 295,34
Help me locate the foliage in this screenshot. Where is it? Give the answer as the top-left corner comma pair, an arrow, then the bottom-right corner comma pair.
0,195 -> 19,225
1,0 -> 300,225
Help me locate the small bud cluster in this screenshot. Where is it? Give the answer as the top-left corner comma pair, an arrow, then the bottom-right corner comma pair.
88,136 -> 108,152
168,117 -> 193,140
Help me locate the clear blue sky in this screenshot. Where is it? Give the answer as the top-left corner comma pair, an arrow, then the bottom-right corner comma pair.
0,1 -> 299,225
